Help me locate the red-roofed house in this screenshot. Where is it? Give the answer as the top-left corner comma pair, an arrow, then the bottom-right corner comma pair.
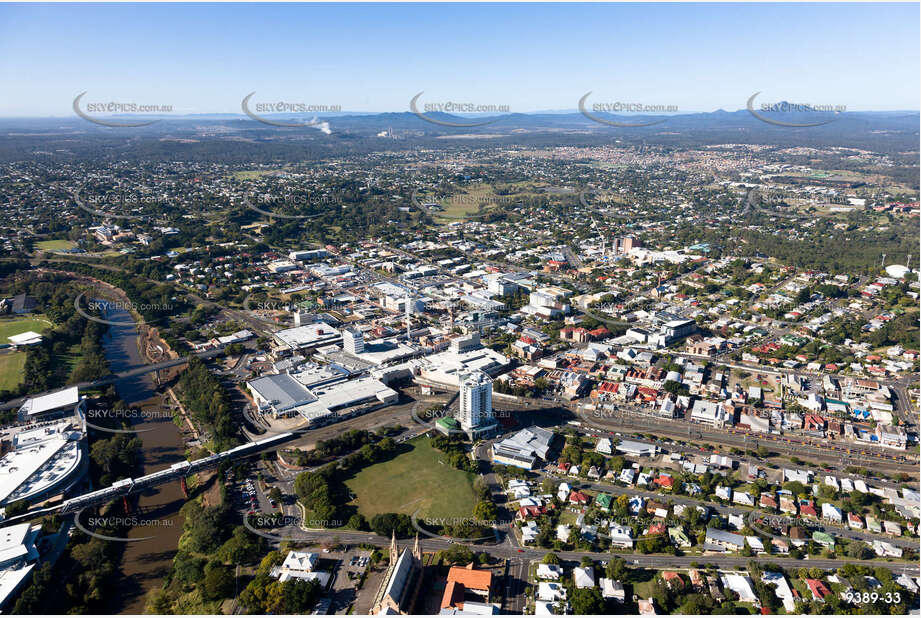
662,571 -> 683,589
517,505 -> 547,521
636,386 -> 659,402
588,327 -> 610,340
647,522 -> 666,536
440,564 -> 494,611
805,579 -> 831,602
800,501 -> 818,519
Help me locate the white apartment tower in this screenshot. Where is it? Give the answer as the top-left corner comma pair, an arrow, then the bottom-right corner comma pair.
458,370 -> 493,431
342,328 -> 365,355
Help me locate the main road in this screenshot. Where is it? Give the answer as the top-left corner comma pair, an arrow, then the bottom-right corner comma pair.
243,520 -> 919,575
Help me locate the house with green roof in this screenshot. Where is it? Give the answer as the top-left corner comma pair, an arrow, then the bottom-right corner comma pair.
812,530 -> 835,548
595,493 -> 613,511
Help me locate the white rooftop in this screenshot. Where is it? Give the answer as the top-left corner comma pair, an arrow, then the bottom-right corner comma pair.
573,566 -> 595,589
0,523 -> 37,609
720,573 -> 758,604
0,523 -> 39,569
248,373 -> 317,412
8,331 -> 42,345
281,550 -> 318,573
19,386 -> 79,417
274,323 -> 341,349
306,376 -> 397,412
0,433 -> 83,505
414,347 -> 508,386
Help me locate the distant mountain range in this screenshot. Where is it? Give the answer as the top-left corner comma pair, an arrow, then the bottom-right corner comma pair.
0,106 -> 916,162
4,107 -> 918,129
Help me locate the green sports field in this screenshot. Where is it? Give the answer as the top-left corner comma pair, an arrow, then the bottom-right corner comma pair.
0,315 -> 50,341
35,239 -> 78,251
0,316 -> 50,391
0,352 -> 26,391
345,437 -> 476,520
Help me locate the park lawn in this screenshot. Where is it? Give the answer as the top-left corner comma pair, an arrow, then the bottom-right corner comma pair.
0,315 -> 51,341
632,580 -> 655,598
35,239 -> 77,251
417,184 -> 511,222
433,196 -> 495,221
345,437 -> 476,520
229,169 -> 284,180
0,351 -> 26,390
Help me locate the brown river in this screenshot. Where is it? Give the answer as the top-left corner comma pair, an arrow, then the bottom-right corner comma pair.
98,304 -> 187,614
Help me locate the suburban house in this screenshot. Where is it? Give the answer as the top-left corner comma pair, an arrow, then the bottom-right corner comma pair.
704,528 -> 745,552
806,578 -> 832,602
608,525 -> 633,549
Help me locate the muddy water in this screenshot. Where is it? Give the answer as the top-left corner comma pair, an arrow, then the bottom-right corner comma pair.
98,303 -> 187,614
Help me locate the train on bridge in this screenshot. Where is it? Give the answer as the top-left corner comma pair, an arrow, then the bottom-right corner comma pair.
59,432 -> 294,514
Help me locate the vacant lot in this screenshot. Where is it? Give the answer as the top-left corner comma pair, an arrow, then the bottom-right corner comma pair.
346,437 -> 476,520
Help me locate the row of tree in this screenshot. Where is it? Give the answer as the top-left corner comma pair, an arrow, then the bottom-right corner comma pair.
147,499 -> 266,613
176,356 -> 239,451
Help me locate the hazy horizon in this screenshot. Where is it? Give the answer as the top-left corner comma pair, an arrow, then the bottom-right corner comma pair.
0,3 -> 918,117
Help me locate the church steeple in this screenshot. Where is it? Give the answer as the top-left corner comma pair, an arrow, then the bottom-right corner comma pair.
412,532 -> 421,560
390,529 -> 398,566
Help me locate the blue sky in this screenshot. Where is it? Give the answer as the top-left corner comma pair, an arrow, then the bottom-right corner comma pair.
0,3 -> 917,116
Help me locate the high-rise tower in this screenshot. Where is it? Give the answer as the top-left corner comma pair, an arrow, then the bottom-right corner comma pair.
457,370 -> 493,431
